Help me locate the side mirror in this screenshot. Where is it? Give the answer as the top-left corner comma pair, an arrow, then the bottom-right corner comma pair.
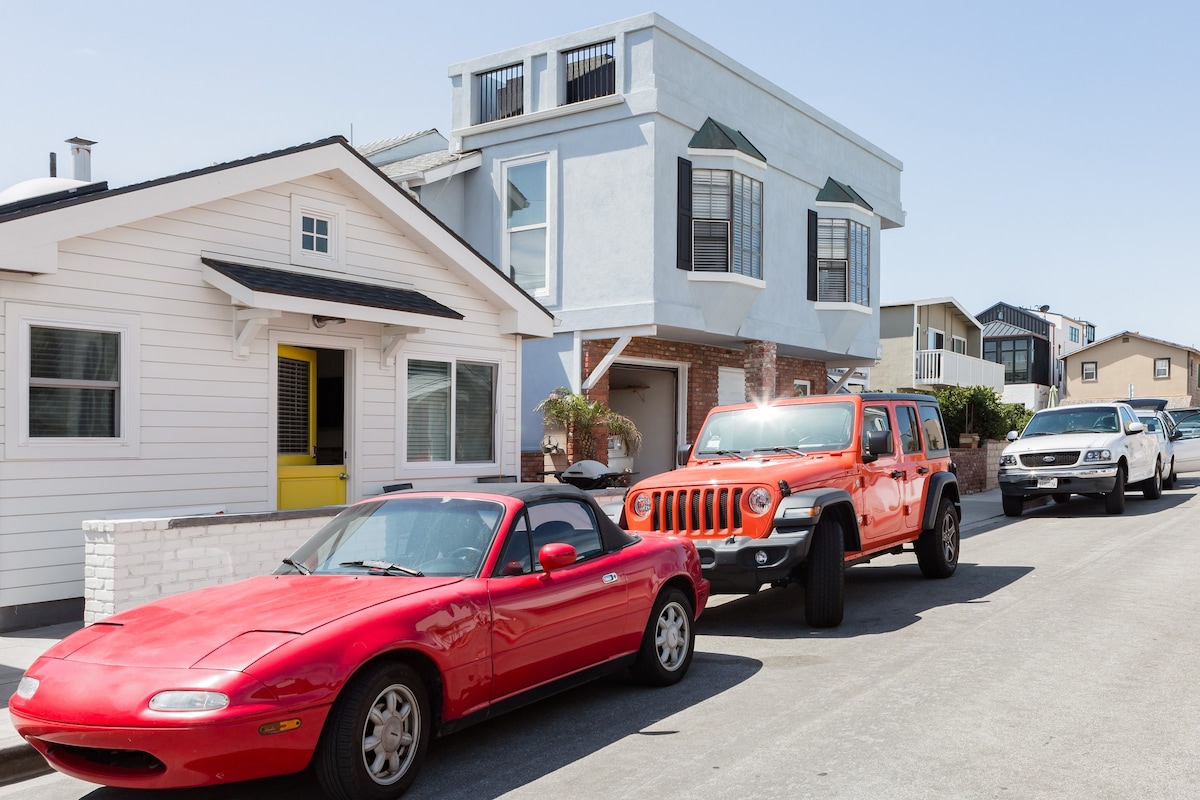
1006,430 -> 1019,441
677,444 -> 692,467
864,429 -> 892,460
538,542 -> 577,572
1125,421 -> 1145,435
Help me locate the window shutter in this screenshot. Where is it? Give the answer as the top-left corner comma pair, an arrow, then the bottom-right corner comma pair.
807,209 -> 818,300
677,158 -> 692,270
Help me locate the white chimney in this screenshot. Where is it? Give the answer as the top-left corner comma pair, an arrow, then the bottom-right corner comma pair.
65,137 -> 97,182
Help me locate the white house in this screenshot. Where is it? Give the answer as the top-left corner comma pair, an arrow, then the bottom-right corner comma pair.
0,136 -> 551,630
369,13 -> 905,479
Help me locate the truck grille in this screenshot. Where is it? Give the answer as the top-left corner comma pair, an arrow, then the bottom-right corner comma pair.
1020,451 -> 1080,468
651,487 -> 743,536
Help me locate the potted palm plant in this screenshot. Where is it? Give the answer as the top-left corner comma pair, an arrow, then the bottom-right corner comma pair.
535,387 -> 642,463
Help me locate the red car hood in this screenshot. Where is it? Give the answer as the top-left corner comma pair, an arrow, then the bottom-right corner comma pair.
45,575 -> 459,669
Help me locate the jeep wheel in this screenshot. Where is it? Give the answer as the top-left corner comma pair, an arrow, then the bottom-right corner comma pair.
915,499 -> 959,579
1002,494 -> 1024,517
803,516 -> 844,628
1142,460 -> 1163,500
1105,468 -> 1126,514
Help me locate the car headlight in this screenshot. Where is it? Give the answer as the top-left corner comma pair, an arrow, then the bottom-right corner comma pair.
999,454 -> 1018,467
746,487 -> 773,515
149,691 -> 230,712
630,492 -> 652,519
16,676 -> 38,700
1083,449 -> 1113,462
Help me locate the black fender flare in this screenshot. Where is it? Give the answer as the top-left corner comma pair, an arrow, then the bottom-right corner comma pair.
774,488 -> 861,552
921,472 -> 962,531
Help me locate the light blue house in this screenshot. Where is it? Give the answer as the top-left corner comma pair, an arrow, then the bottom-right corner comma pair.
365,13 -> 905,479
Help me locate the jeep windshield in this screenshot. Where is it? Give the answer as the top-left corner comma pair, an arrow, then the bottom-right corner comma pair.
1022,407 -> 1121,437
695,402 -> 855,457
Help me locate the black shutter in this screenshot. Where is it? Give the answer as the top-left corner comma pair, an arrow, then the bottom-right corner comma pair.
677,157 -> 693,270
807,209 -> 818,300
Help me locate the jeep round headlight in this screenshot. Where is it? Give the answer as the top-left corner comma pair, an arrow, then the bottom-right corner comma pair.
631,492 -> 652,518
746,487 -> 773,515
149,691 -> 230,712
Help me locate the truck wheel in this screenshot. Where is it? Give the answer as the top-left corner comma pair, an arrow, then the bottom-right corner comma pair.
1104,468 -> 1126,514
1052,493 -> 1071,504
1164,458 -> 1176,489
915,499 -> 959,579
1142,460 -> 1163,500
803,517 -> 844,628
1002,495 -> 1024,517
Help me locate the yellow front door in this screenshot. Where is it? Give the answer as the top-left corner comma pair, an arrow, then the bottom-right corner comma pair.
277,345 -> 346,509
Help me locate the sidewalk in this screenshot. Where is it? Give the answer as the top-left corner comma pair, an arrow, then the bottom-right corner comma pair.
0,489 -> 1009,785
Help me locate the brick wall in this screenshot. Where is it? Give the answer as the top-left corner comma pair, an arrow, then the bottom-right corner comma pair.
82,508 -> 341,623
949,439 -> 1006,493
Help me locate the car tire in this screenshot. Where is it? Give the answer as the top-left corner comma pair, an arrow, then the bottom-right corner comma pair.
315,661 -> 431,800
632,587 -> 695,686
1052,493 -> 1071,504
1142,460 -> 1163,500
915,499 -> 959,579
1002,494 -> 1024,517
1105,468 -> 1127,514
803,516 -> 844,628
1164,458 -> 1176,489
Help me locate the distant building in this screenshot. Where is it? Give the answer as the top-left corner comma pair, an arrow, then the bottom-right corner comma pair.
1062,331 -> 1200,407
875,298 -> 1002,393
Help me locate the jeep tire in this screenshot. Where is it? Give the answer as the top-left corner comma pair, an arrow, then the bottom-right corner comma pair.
916,499 -> 959,579
803,516 -> 844,628
1105,467 -> 1126,514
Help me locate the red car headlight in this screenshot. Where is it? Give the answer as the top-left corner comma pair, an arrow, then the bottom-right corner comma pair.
149,690 -> 230,712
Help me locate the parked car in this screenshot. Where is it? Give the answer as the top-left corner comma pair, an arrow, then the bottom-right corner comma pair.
998,402 -> 1162,516
1136,409 -> 1181,488
623,393 -> 961,629
9,484 -> 709,799
1128,399 -> 1200,478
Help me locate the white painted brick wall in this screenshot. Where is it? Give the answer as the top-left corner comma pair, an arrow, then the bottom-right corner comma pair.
82,510 -> 339,624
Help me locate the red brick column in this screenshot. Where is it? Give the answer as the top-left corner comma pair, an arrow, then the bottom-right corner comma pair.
744,340 -> 778,402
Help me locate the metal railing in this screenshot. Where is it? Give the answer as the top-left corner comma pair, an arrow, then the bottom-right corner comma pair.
478,63 -> 523,124
564,40 -> 615,104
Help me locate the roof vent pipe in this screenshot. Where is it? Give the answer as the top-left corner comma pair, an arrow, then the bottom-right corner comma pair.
49,152 -> 57,177
66,137 -> 97,182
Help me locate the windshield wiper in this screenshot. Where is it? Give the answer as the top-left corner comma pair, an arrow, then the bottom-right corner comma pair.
339,560 -> 424,577
753,446 -> 806,456
281,557 -> 311,575
697,449 -> 747,460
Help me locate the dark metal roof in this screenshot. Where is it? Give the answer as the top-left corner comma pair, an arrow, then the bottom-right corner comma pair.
201,258 -> 463,320
688,118 -> 766,162
983,320 -> 1047,340
816,177 -> 873,211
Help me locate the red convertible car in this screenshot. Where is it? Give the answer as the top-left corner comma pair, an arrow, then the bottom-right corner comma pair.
9,483 -> 709,799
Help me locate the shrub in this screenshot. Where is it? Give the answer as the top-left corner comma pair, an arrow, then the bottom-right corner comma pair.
535,387 -> 642,462
935,386 -> 1033,444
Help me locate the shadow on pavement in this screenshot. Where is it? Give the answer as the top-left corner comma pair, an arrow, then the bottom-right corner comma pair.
81,651 -> 761,800
699,560 -> 1032,641
1016,489 -> 1190,519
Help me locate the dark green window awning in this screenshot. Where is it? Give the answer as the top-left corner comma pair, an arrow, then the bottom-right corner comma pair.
688,118 -> 767,162
816,177 -> 873,211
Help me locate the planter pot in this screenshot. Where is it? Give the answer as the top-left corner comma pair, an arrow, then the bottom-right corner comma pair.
959,433 -> 981,448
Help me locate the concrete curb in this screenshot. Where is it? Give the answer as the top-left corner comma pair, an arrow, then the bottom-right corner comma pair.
0,740 -> 49,786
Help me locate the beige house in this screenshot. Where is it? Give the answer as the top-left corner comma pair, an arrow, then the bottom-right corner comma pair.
875,298 -> 1003,393
1062,331 -> 1200,407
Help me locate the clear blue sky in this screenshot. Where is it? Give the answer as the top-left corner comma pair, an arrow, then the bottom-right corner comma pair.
4,1 -> 1197,348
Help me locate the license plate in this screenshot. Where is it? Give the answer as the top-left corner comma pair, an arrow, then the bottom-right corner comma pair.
1037,477 -> 1058,489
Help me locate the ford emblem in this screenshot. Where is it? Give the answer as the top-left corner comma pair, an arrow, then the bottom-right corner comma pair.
1042,456 -> 1056,463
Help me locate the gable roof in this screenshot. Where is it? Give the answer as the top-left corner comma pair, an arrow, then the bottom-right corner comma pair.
882,297 -> 981,330
688,118 -> 767,162
1062,330 -> 1200,359
816,177 -> 873,211
0,136 -> 552,337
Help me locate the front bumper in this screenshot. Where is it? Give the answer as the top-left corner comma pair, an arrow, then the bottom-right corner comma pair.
998,465 -> 1119,497
691,529 -> 813,594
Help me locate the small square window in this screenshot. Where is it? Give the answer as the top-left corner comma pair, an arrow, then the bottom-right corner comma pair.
1082,361 -> 1097,382
1155,357 -> 1170,379
301,215 -> 331,255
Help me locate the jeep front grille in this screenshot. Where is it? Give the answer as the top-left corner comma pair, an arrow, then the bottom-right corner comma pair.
1020,451 -> 1081,468
651,487 -> 743,536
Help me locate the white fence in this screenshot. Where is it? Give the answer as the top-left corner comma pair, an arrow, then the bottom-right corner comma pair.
914,350 -> 1005,392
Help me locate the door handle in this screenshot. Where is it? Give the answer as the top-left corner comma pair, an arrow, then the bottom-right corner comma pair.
917,467 -> 930,474
890,470 -> 905,480
338,472 -> 349,480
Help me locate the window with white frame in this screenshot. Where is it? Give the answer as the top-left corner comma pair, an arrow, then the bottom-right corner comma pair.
300,214 -> 331,255
6,304 -> 141,459
1069,326 -> 1080,343
692,169 -> 763,277
927,328 -> 945,350
817,218 -> 869,305
793,379 -> 811,397
406,359 -> 496,464
1082,361 -> 1097,382
290,195 -> 343,268
1155,357 -> 1170,379
504,158 -> 548,295
478,63 -> 523,124
951,335 -> 968,355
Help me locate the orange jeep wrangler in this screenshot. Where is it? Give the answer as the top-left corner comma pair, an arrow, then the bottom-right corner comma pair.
623,393 -> 961,627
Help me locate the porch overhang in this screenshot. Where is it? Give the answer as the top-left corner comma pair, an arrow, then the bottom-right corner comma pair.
202,257 -> 458,359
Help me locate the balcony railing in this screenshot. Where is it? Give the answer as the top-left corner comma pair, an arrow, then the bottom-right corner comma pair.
914,350 -> 1004,391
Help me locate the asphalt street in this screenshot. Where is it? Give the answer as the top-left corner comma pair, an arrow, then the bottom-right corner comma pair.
6,481 -> 1200,799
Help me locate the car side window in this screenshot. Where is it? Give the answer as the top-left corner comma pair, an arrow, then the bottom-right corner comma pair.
526,501 -> 604,565
918,403 -> 950,454
863,405 -> 894,455
1119,405 -> 1138,430
896,405 -> 923,454
494,514 -> 534,577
